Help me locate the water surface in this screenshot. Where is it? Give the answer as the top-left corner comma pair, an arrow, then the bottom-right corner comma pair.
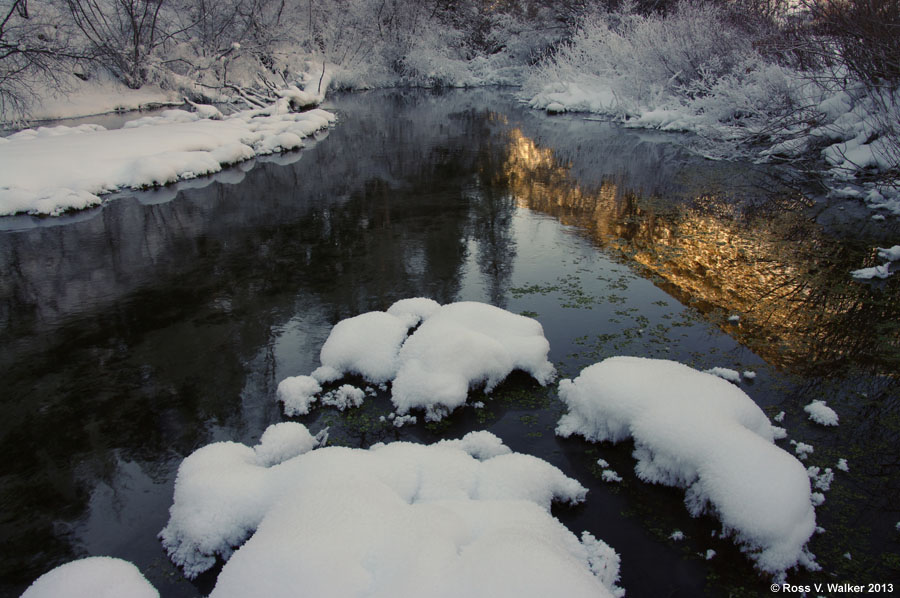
1,89 -> 898,597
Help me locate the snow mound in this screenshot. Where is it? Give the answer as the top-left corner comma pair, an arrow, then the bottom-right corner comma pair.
280,299 -> 555,421
0,106 -> 336,216
804,400 -> 839,427
319,310 -> 412,383
392,301 -> 555,419
275,375 -> 322,416
160,427 -> 623,598
20,557 -> 158,598
556,356 -> 818,575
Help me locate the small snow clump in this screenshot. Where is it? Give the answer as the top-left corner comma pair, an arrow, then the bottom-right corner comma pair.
703,367 -> 742,383
804,400 -> 839,427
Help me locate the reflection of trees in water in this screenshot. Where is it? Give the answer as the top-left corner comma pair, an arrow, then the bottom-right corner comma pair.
503,123 -> 900,584
467,130 -> 520,308
0,90 -> 521,592
503,127 -> 900,377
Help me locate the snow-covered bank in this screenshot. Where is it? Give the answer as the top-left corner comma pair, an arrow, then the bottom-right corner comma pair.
524,4 -> 900,210
6,71 -> 182,125
278,298 -> 556,421
0,105 -> 336,216
158,425 -> 623,597
556,357 -> 819,577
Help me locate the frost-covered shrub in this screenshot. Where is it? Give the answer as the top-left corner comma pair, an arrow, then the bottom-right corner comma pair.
396,26 -> 472,87
526,1 -> 767,117
0,1 -> 80,121
523,0 -> 900,188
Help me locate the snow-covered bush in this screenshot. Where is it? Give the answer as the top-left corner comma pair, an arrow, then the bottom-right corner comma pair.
0,0 -> 80,121
525,0 -> 899,192
526,1 -> 772,118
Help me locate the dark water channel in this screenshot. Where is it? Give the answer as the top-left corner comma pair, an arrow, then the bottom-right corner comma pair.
1,89 -> 898,597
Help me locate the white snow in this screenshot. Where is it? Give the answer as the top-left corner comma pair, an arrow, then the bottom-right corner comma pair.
523,4 -> 900,206
743,371 -> 757,380
318,310 -> 414,383
320,384 -> 366,410
276,375 -> 322,416
601,470 -> 623,483
791,440 -> 814,460
386,296 -> 443,327
705,549 -> 716,560
391,414 -> 418,428
670,531 -> 684,541
254,422 -> 324,467
556,356 -> 818,575
391,301 -> 555,420
13,70 -> 180,123
851,263 -> 892,280
160,426 -> 624,598
803,400 -> 839,427
280,299 -> 555,421
807,467 -> 834,492
878,246 -> 900,262
0,106 -> 336,216
20,557 -> 158,598
836,458 -> 849,472
703,367 -> 742,384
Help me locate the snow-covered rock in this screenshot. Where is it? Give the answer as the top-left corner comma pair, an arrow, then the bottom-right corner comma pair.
159,426 -> 624,598
391,301 -> 555,420
556,356 -> 818,575
279,298 -> 555,422
276,375 -> 322,416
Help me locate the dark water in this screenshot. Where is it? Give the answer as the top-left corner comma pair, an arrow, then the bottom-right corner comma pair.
1,89 -> 898,597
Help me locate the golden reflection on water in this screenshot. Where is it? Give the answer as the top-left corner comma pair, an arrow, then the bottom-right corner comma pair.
502,128 -> 900,376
